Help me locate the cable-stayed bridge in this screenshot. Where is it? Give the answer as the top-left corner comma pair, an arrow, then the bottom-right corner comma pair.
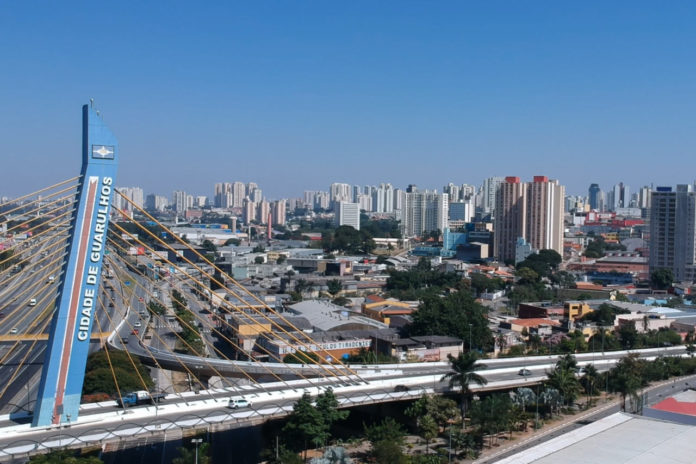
0,104 -> 689,459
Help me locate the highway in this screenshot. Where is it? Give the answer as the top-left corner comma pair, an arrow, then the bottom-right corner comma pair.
0,345 -> 690,460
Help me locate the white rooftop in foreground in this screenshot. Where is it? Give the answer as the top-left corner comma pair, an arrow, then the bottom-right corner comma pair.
496,412 -> 696,464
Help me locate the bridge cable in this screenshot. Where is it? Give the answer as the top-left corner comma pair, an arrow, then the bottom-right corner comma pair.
0,254 -> 68,334
103,251 -> 297,392
116,195 -> 365,381
104,242 -> 318,385
102,259 -> 231,398
110,202 -> 364,383
0,176 -> 80,210
96,284 -> 223,404
0,217 -> 72,277
102,249 -> 286,384
106,224 -> 336,380
0,185 -> 78,229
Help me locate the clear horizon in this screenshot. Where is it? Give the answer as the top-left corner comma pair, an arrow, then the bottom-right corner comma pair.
2,2 -> 696,199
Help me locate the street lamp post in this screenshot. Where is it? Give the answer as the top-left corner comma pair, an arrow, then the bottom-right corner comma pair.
192,438 -> 203,464
469,324 -> 473,352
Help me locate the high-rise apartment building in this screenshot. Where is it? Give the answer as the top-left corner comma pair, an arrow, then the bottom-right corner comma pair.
335,202 -> 360,230
494,176 -> 565,263
402,191 -> 448,237
526,176 -> 565,254
114,187 -> 143,212
272,200 -> 286,226
172,190 -> 187,214
649,185 -> 696,282
243,198 -> 256,224
232,182 -> 246,208
494,177 -> 527,263
145,194 -> 169,212
330,183 -> 352,209
257,200 -> 270,224
482,177 -> 505,215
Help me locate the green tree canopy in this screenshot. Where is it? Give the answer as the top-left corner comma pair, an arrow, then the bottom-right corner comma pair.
651,268 -> 674,290
407,291 -> 493,350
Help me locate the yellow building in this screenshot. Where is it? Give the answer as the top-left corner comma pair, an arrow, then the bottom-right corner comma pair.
564,301 -> 594,320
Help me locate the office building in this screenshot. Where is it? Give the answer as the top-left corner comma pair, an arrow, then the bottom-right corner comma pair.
335,202 -> 360,230
588,183 -> 601,210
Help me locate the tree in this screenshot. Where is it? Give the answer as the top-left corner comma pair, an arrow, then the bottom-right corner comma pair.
609,354 -> 644,411
282,393 -> 326,457
201,239 -> 217,253
580,364 -> 600,406
284,351 -> 321,364
326,279 -> 342,297
82,350 -> 153,396
29,451 -> 102,464
365,417 -> 408,464
651,268 -> 674,290
364,417 -> 406,446
276,255 -> 287,264
254,256 -> 265,264
371,440 -> 408,464
408,291 -> 493,351
419,414 -> 439,454
315,388 -> 349,437
441,353 -> 488,425
546,364 -> 581,407
172,441 -> 211,464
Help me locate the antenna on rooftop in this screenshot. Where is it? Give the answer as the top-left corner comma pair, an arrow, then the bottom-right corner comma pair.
90,98 -> 94,108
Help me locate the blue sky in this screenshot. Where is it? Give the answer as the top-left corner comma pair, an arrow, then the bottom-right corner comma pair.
2,1 -> 696,200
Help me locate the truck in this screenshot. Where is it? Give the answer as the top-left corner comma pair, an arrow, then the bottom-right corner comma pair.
116,390 -> 166,407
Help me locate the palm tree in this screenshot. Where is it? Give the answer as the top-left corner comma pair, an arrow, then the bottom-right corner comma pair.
609,354 -> 643,412
546,366 -> 582,408
441,352 -> 487,427
580,364 -> 600,407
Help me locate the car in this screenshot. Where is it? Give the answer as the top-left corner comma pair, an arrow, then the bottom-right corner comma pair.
123,337 -> 129,344
0,313 -> 5,318
138,297 -> 144,302
28,298 -> 37,306
134,321 -> 142,328
228,398 -> 251,409
10,328 -> 18,335
518,368 -> 532,376
394,385 -> 410,392
131,329 -> 139,335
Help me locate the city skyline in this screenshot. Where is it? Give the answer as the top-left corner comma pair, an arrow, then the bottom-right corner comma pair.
3,2 -> 696,198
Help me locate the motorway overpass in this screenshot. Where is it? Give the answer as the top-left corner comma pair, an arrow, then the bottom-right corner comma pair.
0,345 -> 687,460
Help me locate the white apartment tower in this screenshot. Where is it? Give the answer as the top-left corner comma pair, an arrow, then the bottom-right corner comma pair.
335,202 -> 360,230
